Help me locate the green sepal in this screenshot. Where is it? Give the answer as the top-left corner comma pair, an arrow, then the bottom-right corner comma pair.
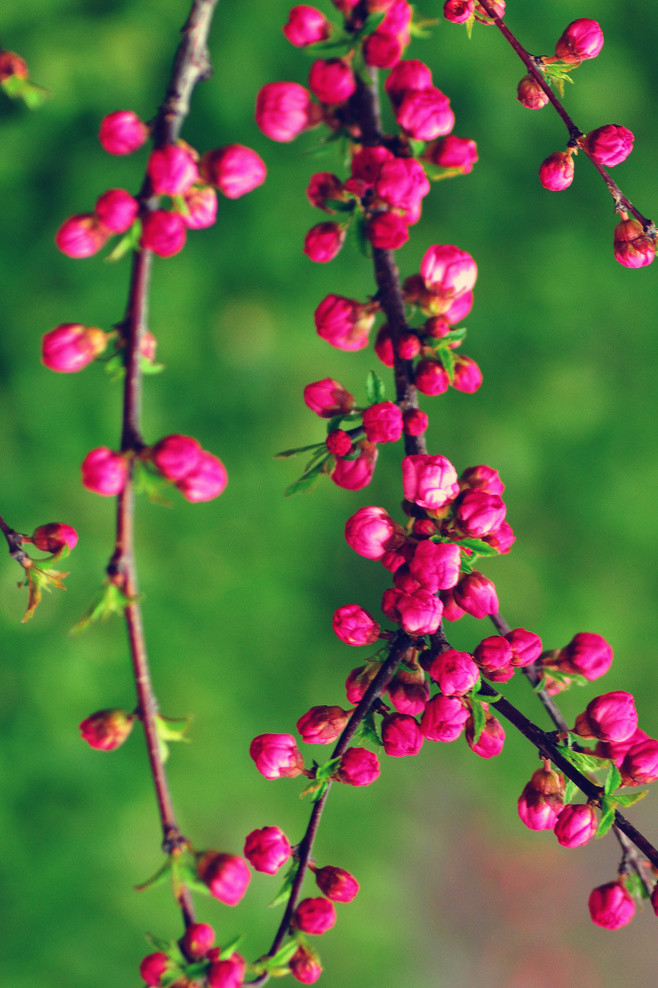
408,138 -> 426,159
467,696 -> 485,743
466,13 -> 476,39
254,937 -> 302,976
155,713 -> 191,743
456,536 -> 500,558
19,560 -> 70,623
563,778 -> 578,803
275,442 -> 326,459
2,75 -> 50,107
134,856 -> 173,893
534,666 -> 587,692
103,352 -> 128,382
625,868 -> 652,900
435,344 -> 456,383
175,856 -> 214,897
269,859 -> 300,909
366,369 -> 386,405
555,742 -> 610,776
351,710 -> 382,748
409,16 -> 439,39
105,221 -> 141,262
314,756 -> 342,782
285,472 -> 322,497
604,763 -> 623,796
133,462 -> 174,506
542,61 -> 575,99
595,796 -> 616,839
70,581 -> 132,634
470,679 -> 493,703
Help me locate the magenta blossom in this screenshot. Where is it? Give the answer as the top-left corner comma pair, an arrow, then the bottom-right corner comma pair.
314,865 -> 359,902
554,803 -> 597,848
196,851 -> 251,906
588,882 -> 635,930
402,453 -> 460,510
332,603 -> 380,646
555,19 -> 604,63
337,746 -> 381,786
420,244 -> 477,298
249,733 -> 305,779
244,826 -> 292,874
420,693 -> 469,742
256,81 -> 321,142
381,712 -> 424,757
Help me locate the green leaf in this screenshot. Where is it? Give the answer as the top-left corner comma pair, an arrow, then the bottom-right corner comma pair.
275,442 -> 325,459
408,138 -> 426,158
134,857 -> 173,893
285,473 -> 322,497
70,581 -> 132,634
456,537 -> 499,557
563,778 -> 578,803
269,860 -> 300,909
366,369 -> 386,405
468,697 -> 485,743
352,710 -> 382,748
356,11 -> 387,39
435,344 -> 456,383
105,222 -> 140,262
595,796 -> 616,838
604,763 -> 622,796
155,713 -> 192,743
350,211 -> 372,258
315,755 -> 342,782
218,934 -> 245,959
256,937 -> 302,974
323,198 -> 356,213
555,743 -> 609,776
614,789 -> 648,808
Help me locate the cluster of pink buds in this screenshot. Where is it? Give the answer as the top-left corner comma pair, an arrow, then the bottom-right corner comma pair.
139,918 -> 247,986
146,433 -> 228,502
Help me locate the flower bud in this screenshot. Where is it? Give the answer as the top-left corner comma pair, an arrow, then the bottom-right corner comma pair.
362,401 -> 403,444
331,440 -> 378,490
196,851 -> 251,905
314,865 -> 359,902
583,124 -> 634,167
409,540 -> 461,593
81,447 -> 128,496
613,217 -> 655,269
394,587 -> 443,635
554,803 -> 597,848
573,690 -> 638,743
454,490 -> 505,538
420,693 -> 469,742
0,50 -> 28,82
181,184 -> 218,229
292,897 -> 336,935
420,244 -> 477,298
303,221 -> 346,262
466,705 -> 505,757
99,110 -> 149,155
326,429 -> 352,456
473,634 -> 514,681
175,451 -> 228,502
424,134 -> 478,173
345,663 -> 380,704
443,0 -> 475,23
42,323 -> 108,372
249,733 -> 305,779
460,464 -> 504,494
256,81 -> 321,142
201,144 -> 266,199
139,951 -> 171,986
403,408 -> 428,436
94,188 -> 139,232
619,738 -> 658,786
306,171 -> 345,211
79,709 -> 134,751
429,649 -> 479,695
387,666 -> 430,714
555,19 -> 604,63
147,144 -> 198,196
297,705 -> 350,743
517,765 -> 565,830
244,826 -> 292,874
309,57 -> 356,104
207,952 -> 246,988
381,712 -> 424,756
314,294 -> 375,351
55,214 -> 111,258
289,944 -> 322,984
474,0 -> 505,22
283,6 -> 331,46
374,325 -> 394,367
180,922 -> 215,960
149,434 -> 203,482
395,87 -> 455,141
366,211 -> 410,250
453,570 -> 498,618
506,627 -> 542,667
588,881 -> 635,930
337,746 -> 381,786
304,378 -> 355,417
402,453 -> 459,510
516,75 -> 549,110
332,603 -> 380,646
362,32 -> 404,69
140,209 -> 187,257
344,506 -> 404,561
32,522 -> 78,553
415,359 -> 450,396
551,631 -> 613,680
539,151 -> 575,191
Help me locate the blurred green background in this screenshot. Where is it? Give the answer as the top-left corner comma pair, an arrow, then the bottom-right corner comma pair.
1,1 -> 657,985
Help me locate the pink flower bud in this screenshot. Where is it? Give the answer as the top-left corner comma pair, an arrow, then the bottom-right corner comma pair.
439,587 -> 466,621
350,144 -> 395,184
249,733 -> 305,779
94,188 -> 139,232
314,865 -> 359,902
196,851 -> 251,905
333,603 -> 380,646
139,951 -> 171,986
453,571 -> 498,618
385,59 -> 433,101
387,666 -> 430,714
337,746 -> 381,786
362,32 -> 404,69
244,826 -> 292,874
181,184 -> 218,229
588,881 -> 635,930
409,540 -> 461,593
207,952 -> 246,988
297,705 -> 350,743
516,75 -> 549,110
620,738 -> 658,786
466,705 -> 505,757
473,634 -> 514,680
553,631 -> 613,680
201,144 -> 266,199
31,522 -> 78,553
140,209 -> 187,257
506,627 -> 542,667
42,323 -> 108,372
366,211 -> 410,250
55,214 -> 111,258
395,86 -> 455,141
539,151 -> 575,191
180,922 -> 215,960
394,587 -> 443,635
474,0 -> 505,22
403,408 -> 428,436
613,217 -> 656,269
375,157 -> 430,211
452,355 -> 482,393
381,711 -> 424,756
99,110 -> 149,155
306,171 -> 345,211
429,649 -> 479,695
420,693 -> 469,742
79,709 -> 134,750
304,378 -> 355,417
256,81 -> 321,142
345,506 -> 404,561
292,897 -> 336,935
149,434 -> 202,481
397,332 -> 421,360
455,489 -> 506,537
309,57 -> 356,104
314,294 -> 374,351
147,144 -> 199,196
402,453 -> 460,510
595,726 -> 648,767
283,5 -> 331,46
415,359 -> 450,396
303,221 -> 346,262
176,451 -> 228,502
374,324 -> 394,367
362,401 -> 403,444
424,134 -> 478,173
554,803 -> 597,848
460,464 -> 504,495
574,690 -> 638,743
517,766 -> 565,831
81,447 -> 128,496
420,244 -> 477,298
326,429 -> 352,456
555,19 -> 604,63
443,0 -> 475,24
584,124 -> 634,167
0,50 -> 28,82
345,663 -> 380,704
290,944 -> 322,984
331,440 -> 378,490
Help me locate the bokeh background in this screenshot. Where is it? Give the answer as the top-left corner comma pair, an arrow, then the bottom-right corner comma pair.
1,1 -> 657,985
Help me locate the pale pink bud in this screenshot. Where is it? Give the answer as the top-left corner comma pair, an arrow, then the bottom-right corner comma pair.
381,712 -> 424,756
201,144 -> 266,199
255,81 -> 320,142
196,851 -> 251,906
588,882 -> 635,930
331,440 -> 378,490
344,506 -> 404,560
420,693 -> 469,741
32,522 -> 78,553
395,87 -> 455,141
516,75 -> 549,110
283,5 -> 331,46
424,134 -> 478,173
180,922 -> 215,960
308,57 -> 356,104
453,571 -> 498,618
620,738 -> 658,786
409,540 -> 461,593
289,944 -> 322,984
466,706 -> 505,757
55,213 -> 111,258
139,951 -> 171,986
554,631 -> 613,680
443,0 -> 475,23
506,627 -> 542,667
362,401 -> 403,443
150,434 -> 202,481
332,603 -> 380,645
452,355 -> 482,393
337,746 -> 380,785
292,897 -> 336,935
207,953 -> 246,988
303,221 -> 346,262
395,587 -> 443,635
414,359 -> 450,396
554,803 -> 597,848
517,765 -> 565,831
403,408 -> 428,436
402,453 -> 460,510
429,649 -> 479,695
42,323 -> 108,372
326,429 -> 352,456
584,125 -> 634,167
181,184 -> 218,229
574,691 -> 638,743
297,705 -> 350,743
555,19 -> 604,63
81,447 -> 128,496
140,209 -> 187,257
175,451 -> 228,502
366,211 -> 410,250
613,217 -> 655,269
387,666 -> 430,715
94,188 -> 139,232
244,826 -> 292,874
249,733 -> 304,779
314,294 -> 374,351
420,244 -> 477,298
539,151 -> 575,191
304,377 -> 355,417
79,709 -> 134,751
99,110 -> 149,155
314,865 -> 359,902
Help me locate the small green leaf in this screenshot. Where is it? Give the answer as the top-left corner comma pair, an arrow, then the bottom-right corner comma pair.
595,796 -> 616,838
269,860 -> 300,909
356,11 -> 387,38
218,934 -> 245,959
352,710 -> 382,748
285,473 -> 321,497
555,743 -> 609,775
563,778 -> 578,803
105,222 -> 140,262
468,697 -> 485,743
349,211 -> 372,258
456,536 -> 499,557
256,937 -> 302,974
275,442 -> 325,459
604,763 -> 622,796
135,857 -> 173,893
155,714 -> 191,743
315,756 -> 343,782
323,198 -> 356,213
435,344 -> 456,383
613,789 -> 648,808
70,581 -> 132,634
366,370 -> 386,405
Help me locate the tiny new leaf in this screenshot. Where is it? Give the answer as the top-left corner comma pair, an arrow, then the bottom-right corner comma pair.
595,796 -> 616,839
468,696 -> 486,743
269,860 -> 300,909
366,369 -> 386,405
604,763 -> 623,796
70,580 -> 133,634
255,937 -> 303,976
